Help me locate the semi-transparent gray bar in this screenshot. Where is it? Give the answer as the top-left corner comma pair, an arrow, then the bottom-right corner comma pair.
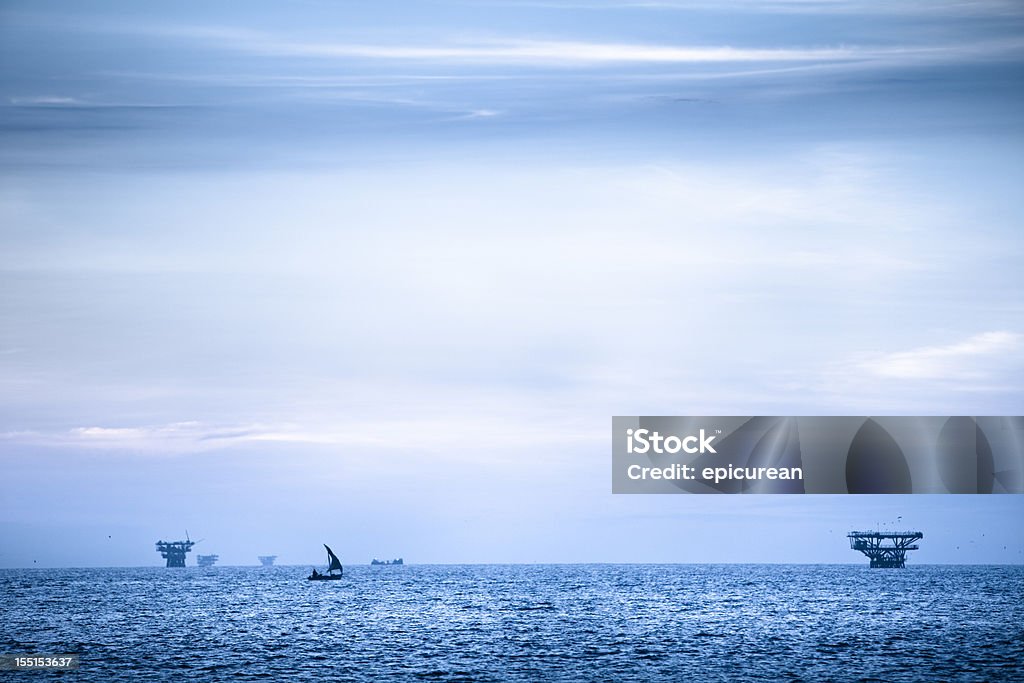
612,416 -> 1024,494
0,654 -> 80,671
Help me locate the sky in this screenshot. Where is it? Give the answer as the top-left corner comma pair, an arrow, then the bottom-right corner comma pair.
1,0 -> 1023,567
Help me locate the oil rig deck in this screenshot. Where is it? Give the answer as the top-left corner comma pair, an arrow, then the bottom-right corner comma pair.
258,555 -> 277,567
848,531 -> 923,568
196,554 -> 219,567
156,539 -> 195,567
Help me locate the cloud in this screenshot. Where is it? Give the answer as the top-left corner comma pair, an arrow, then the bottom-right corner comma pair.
9,96 -> 84,106
2,417 -> 597,455
173,31 -> 1023,68
496,0 -> 1024,16
859,331 -> 1022,380
18,14 -> 1023,68
233,39 -> 862,63
464,109 -> 501,118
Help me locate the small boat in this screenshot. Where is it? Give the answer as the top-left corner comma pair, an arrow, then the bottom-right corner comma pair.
307,544 -> 344,581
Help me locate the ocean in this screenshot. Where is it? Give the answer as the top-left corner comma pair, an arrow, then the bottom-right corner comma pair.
2,564 -> 1022,682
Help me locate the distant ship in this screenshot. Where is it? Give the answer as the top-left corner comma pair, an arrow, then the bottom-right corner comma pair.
307,544 -> 344,581
196,554 -> 219,567
258,555 -> 277,567
371,558 -> 404,566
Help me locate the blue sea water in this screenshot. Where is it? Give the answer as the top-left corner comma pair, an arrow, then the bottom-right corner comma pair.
2,564 -> 1022,682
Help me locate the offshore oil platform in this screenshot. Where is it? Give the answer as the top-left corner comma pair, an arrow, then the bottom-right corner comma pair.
155,537 -> 196,567
196,554 -> 219,567
848,530 -> 923,568
258,556 -> 277,567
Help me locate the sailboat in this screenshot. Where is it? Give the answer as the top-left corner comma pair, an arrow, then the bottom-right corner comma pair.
307,544 -> 344,581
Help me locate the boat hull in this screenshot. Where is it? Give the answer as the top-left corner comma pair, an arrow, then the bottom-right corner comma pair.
307,574 -> 343,581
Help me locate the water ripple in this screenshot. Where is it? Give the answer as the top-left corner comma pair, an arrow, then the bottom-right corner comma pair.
1,564 -> 1022,682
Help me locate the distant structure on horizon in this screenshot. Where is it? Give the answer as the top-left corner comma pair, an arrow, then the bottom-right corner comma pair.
371,558 -> 404,566
156,538 -> 195,567
196,554 -> 219,567
258,555 -> 277,567
848,530 -> 923,568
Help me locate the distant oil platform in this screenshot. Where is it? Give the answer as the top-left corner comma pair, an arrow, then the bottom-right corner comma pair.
258,556 -> 277,567
371,558 -> 404,566
156,538 -> 195,567
848,530 -> 923,568
196,554 -> 219,567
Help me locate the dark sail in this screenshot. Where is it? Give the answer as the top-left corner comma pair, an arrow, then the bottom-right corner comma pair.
324,544 -> 343,573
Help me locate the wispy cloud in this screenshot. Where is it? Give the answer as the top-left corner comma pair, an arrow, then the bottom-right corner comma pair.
169,30 -> 1024,67
2,418 -> 597,455
455,108 -> 503,120
8,96 -> 84,106
227,39 -> 860,63
859,331 -> 1023,381
16,14 -> 1023,68
491,0 -> 1024,16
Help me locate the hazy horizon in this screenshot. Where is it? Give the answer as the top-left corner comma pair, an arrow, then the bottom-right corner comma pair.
4,492 -> 1021,568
